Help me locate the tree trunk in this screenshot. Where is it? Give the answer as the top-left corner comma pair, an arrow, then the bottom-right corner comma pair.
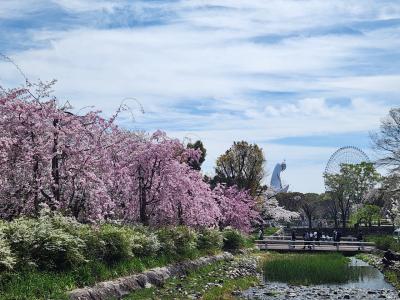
139,188 -> 148,225
334,218 -> 338,228
51,118 -> 60,210
177,201 -> 184,225
30,132 -> 40,215
138,167 -> 148,225
341,212 -> 347,229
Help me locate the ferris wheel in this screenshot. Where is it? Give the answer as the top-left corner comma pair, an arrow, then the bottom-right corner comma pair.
324,146 -> 370,176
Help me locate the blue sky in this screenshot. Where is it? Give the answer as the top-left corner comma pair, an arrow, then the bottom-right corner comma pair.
0,0 -> 399,192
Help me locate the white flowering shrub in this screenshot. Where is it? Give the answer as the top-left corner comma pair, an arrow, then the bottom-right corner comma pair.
0,221 -> 16,271
95,224 -> 133,263
130,230 -> 161,257
3,214 -> 86,270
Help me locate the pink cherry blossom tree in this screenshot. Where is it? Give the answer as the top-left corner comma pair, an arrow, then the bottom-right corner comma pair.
213,184 -> 260,233
0,82 -> 260,232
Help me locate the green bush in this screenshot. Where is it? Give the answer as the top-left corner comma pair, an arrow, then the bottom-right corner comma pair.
3,215 -> 86,270
74,225 -> 105,260
366,235 -> 400,252
47,211 -> 85,235
222,228 -> 245,252
197,228 -> 223,254
157,226 -> 198,258
96,224 -> 133,263
129,228 -> 160,257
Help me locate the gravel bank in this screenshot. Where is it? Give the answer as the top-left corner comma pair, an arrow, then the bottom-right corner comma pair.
241,283 -> 400,299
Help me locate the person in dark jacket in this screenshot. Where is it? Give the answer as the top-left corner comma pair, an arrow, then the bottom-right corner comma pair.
258,223 -> 265,240
316,231 -> 322,246
303,232 -> 308,250
291,230 -> 296,249
333,230 -> 337,246
357,231 -> 363,250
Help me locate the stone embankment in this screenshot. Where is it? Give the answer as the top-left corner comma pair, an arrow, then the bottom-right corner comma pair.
69,252 -> 234,300
157,255 -> 259,299
360,251 -> 400,274
241,283 -> 399,299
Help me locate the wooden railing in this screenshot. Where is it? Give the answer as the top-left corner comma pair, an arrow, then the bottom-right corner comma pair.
263,235 -> 358,241
255,239 -> 375,252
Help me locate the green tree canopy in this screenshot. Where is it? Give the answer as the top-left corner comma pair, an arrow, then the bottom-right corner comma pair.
213,141 -> 265,196
300,193 -> 323,229
187,140 -> 207,170
275,192 -> 303,211
324,162 -> 381,228
351,204 -> 381,227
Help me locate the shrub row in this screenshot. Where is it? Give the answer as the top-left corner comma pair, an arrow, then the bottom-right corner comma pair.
366,235 -> 400,252
0,211 -> 247,272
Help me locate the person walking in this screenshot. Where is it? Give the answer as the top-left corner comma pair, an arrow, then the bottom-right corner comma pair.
303,232 -> 309,250
258,223 -> 265,240
291,230 -> 296,249
337,230 -> 342,242
336,230 -> 342,250
357,231 -> 363,250
316,230 -> 322,246
333,230 -> 338,247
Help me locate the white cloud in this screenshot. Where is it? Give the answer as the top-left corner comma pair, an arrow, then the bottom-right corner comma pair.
0,0 -> 399,192
52,0 -> 116,12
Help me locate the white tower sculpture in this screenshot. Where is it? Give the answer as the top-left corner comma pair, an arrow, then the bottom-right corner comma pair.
270,160 -> 289,193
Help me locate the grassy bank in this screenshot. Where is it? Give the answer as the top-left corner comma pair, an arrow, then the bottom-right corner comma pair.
263,253 -> 350,285
0,252 -> 213,300
0,212 -> 252,300
125,255 -> 259,300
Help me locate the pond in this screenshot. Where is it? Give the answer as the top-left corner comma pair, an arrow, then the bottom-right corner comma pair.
241,254 -> 397,299
334,257 -> 394,290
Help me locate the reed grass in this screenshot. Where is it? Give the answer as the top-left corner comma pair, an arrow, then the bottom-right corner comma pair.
264,253 -> 350,285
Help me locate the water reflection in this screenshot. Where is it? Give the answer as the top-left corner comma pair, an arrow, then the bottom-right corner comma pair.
332,257 -> 394,290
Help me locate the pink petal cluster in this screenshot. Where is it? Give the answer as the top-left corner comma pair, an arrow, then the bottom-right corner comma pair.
0,87 -> 259,232
213,184 -> 260,233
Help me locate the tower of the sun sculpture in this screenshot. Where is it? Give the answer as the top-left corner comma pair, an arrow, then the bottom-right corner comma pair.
270,160 -> 289,193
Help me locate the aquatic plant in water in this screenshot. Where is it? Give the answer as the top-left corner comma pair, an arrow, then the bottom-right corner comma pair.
264,253 -> 351,285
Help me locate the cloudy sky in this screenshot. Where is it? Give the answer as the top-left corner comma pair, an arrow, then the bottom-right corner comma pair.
1,0 -> 399,192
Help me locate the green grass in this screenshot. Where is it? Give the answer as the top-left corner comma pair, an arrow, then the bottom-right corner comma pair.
0,253 -> 206,300
202,276 -> 259,300
264,227 -> 280,236
263,253 -> 350,285
124,286 -> 156,300
383,270 -> 400,290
